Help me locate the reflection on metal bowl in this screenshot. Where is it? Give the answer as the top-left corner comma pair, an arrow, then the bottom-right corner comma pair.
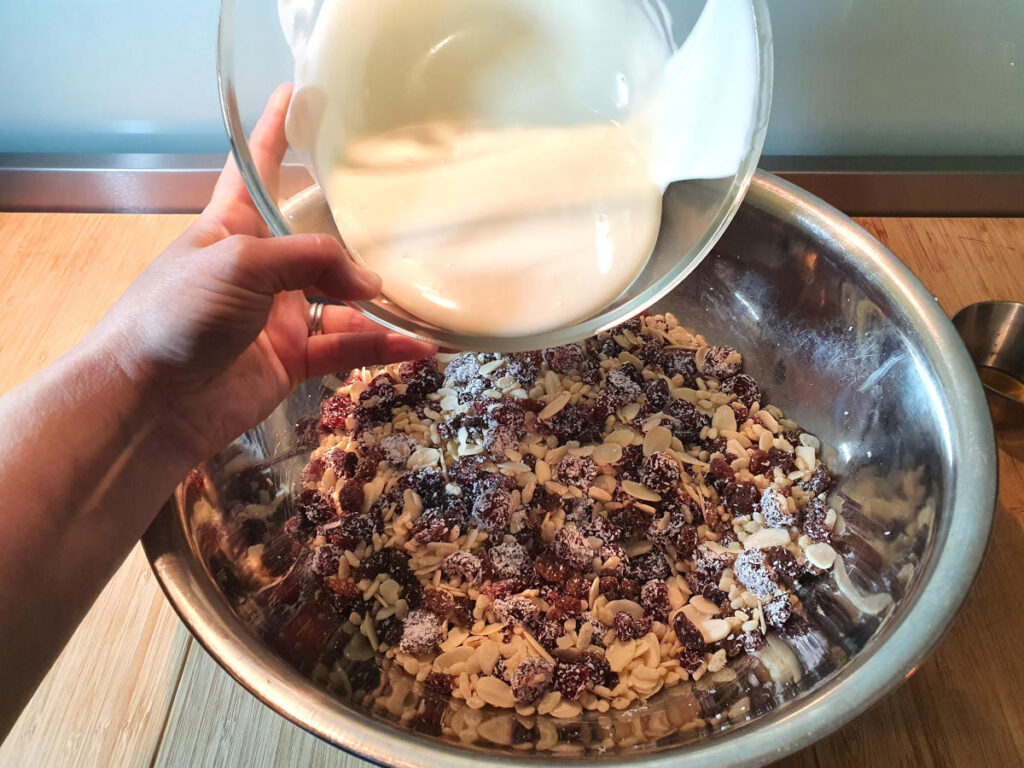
142,172 -> 996,768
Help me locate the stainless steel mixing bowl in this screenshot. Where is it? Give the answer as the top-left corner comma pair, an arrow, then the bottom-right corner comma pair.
142,172 -> 996,768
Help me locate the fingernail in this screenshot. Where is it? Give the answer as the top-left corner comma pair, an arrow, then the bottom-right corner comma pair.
358,269 -> 383,295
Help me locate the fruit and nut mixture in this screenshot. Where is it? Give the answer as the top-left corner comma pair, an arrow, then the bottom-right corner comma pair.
246,312 -> 844,719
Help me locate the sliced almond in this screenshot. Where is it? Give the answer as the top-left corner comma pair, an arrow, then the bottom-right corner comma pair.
607,640 -> 637,672
605,428 -> 637,446
539,392 -> 572,420
592,442 -> 623,465
805,542 -> 838,570
434,645 -> 476,672
605,599 -> 645,620
479,358 -> 506,376
475,676 -> 516,708
621,480 -> 662,502
712,405 -> 737,433
643,425 -> 673,456
743,527 -> 791,550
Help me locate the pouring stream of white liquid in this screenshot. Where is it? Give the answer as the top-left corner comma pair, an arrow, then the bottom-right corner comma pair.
278,0 -> 759,336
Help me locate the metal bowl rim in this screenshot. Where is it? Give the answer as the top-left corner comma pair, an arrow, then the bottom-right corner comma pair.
142,171 -> 997,768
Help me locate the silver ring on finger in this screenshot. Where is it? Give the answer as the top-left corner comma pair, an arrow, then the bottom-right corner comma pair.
307,301 -> 326,337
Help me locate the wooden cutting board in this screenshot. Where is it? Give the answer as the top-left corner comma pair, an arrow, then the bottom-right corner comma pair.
0,213 -> 1021,767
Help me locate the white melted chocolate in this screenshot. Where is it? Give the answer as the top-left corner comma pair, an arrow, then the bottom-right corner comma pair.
281,0 -> 758,336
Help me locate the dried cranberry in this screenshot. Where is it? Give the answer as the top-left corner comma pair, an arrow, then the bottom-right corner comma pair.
564,573 -> 592,599
675,525 -> 699,559
400,469 -> 447,508
296,489 -> 336,525
640,452 -> 681,494
548,592 -> 584,622
447,456 -> 483,490
618,578 -> 642,600
552,526 -> 595,571
733,548 -> 788,600
538,402 -> 604,444
359,548 -> 415,585
615,444 -> 644,482
685,571 -> 730,607
359,373 -> 397,408
767,447 -> 797,474
557,454 -> 598,490
583,516 -> 622,544
442,551 -> 483,584
706,458 -> 733,494
597,337 -> 623,358
700,346 -> 743,380
510,657 -> 554,703
664,349 -> 698,383
613,611 -> 652,641
444,354 -> 480,385
640,580 -> 670,622
423,671 -> 455,698
665,399 -> 708,444
354,448 -> 383,483
721,373 -> 762,408
487,540 -> 529,580
802,498 -> 834,544
472,488 -> 515,533
399,609 -> 443,654
629,551 -> 671,582
636,340 -> 665,369
337,479 -> 365,514
553,661 -> 591,700
672,611 -> 705,652
644,378 -> 671,411
722,481 -> 760,518
334,507 -> 382,548
610,316 -> 644,336
324,577 -> 362,616
320,395 -> 353,430
535,553 -> 571,583
580,364 -> 603,385
311,544 -> 343,579
543,344 -> 587,375
693,545 -> 734,580
422,588 -> 455,618
411,513 -> 449,544
506,351 -> 541,385
606,368 -> 642,402
763,594 -> 793,629
400,358 -> 444,397
759,485 -> 798,527
377,615 -> 404,646
325,448 -> 359,479
801,464 -> 837,497
493,595 -> 540,626
535,618 -> 565,650
452,595 -> 475,627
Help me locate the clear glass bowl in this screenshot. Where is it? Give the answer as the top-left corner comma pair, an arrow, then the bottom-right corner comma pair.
217,0 -> 774,352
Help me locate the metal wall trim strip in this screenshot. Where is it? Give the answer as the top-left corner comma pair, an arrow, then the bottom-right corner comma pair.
2,154 -> 1022,216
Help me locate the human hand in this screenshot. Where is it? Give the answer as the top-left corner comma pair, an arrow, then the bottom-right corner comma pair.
95,84 -> 437,465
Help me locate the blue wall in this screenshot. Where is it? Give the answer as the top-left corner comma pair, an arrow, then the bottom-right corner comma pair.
1,1 -> 1021,156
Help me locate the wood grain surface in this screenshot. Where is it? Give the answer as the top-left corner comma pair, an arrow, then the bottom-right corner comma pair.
0,212 -> 1020,768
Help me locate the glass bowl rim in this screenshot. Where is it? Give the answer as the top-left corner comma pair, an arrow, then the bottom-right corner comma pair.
216,0 -> 775,352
